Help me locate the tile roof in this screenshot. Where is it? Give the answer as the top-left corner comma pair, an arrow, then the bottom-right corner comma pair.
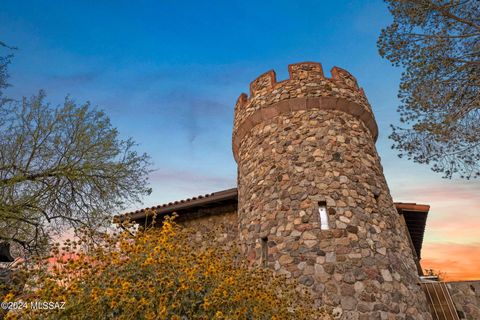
115,188 -> 238,222
115,189 -> 430,259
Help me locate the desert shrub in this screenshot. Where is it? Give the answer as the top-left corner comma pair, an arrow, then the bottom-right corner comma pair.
3,217 -> 331,319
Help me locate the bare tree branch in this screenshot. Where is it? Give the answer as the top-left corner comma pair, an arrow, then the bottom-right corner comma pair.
379,0 -> 480,179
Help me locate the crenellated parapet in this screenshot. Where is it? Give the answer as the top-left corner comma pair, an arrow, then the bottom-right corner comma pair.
233,61 -> 432,319
232,62 -> 377,162
233,62 -> 433,319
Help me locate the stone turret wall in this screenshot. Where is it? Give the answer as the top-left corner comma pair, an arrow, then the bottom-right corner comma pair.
232,62 -> 377,162
232,62 -> 432,319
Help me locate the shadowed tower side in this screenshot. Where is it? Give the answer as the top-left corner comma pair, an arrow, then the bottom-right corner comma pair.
232,62 -> 432,319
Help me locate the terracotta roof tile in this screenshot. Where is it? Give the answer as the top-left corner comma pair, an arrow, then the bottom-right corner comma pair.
114,188 -> 430,259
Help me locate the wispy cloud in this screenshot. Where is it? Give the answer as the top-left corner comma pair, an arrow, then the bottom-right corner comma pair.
140,167 -> 235,207
109,62 -> 253,93
145,87 -> 232,144
149,168 -> 233,187
421,242 -> 480,280
391,179 -> 480,244
392,179 -> 480,204
48,71 -> 100,85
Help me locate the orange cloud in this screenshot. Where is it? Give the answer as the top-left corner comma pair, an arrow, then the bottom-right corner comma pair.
421,242 -> 480,281
391,179 -> 480,246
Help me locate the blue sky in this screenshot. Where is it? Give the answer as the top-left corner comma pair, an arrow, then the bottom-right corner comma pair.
2,0 -> 479,278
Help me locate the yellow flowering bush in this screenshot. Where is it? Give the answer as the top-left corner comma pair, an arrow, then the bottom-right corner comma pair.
5,217 -> 331,319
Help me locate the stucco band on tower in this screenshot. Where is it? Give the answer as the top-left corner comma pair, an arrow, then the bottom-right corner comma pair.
232,62 -> 433,319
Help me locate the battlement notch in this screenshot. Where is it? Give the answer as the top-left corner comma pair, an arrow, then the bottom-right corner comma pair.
232,62 -> 378,162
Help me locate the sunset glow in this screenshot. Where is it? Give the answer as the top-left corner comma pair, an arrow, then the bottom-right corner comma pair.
2,0 -> 479,283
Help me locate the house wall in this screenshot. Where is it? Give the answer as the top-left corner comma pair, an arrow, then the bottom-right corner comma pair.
446,281 -> 480,320
176,204 -> 238,250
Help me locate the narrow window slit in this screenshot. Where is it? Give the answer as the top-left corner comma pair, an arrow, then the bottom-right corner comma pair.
373,189 -> 381,202
261,237 -> 268,267
318,201 -> 329,230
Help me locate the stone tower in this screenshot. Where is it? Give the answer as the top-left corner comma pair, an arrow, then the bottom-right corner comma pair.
232,62 -> 432,319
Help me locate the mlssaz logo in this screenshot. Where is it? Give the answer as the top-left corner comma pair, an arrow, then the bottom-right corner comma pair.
29,301 -> 66,310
